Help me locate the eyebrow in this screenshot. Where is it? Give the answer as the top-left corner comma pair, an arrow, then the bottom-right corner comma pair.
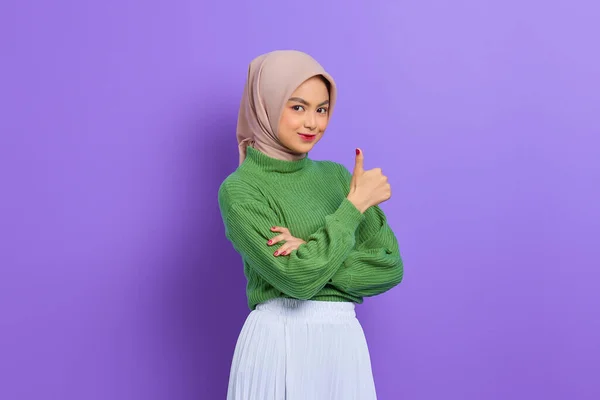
288,97 -> 330,107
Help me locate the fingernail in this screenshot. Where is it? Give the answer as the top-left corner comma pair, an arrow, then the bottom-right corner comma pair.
356,148 -> 360,155
274,251 -> 278,256
267,240 -> 272,245
271,226 -> 276,230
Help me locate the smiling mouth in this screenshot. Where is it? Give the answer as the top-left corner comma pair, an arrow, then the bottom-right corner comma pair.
298,133 -> 317,141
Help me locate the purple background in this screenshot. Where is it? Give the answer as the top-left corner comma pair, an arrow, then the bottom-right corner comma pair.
2,0 -> 599,399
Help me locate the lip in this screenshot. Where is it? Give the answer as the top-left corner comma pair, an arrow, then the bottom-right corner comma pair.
298,133 -> 317,141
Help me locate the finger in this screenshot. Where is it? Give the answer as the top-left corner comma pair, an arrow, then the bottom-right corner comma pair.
274,245 -> 291,256
280,239 -> 305,255
267,234 -> 288,246
275,238 -> 303,255
270,226 -> 290,234
354,148 -> 364,176
278,244 -> 301,256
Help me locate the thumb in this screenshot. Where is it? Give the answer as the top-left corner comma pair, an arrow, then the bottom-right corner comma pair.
353,148 -> 364,176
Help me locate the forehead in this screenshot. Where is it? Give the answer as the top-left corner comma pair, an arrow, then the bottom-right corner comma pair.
291,76 -> 329,99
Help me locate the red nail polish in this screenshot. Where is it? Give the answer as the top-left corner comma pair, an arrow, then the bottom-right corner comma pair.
356,148 -> 360,155
267,240 -> 272,245
274,251 -> 278,256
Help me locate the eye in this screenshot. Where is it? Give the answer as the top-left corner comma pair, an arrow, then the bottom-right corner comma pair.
317,107 -> 329,114
292,105 -> 305,112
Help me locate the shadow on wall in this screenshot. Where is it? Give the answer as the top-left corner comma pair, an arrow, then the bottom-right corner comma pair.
152,101 -> 248,399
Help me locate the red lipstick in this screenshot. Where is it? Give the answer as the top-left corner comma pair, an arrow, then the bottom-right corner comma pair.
298,133 -> 317,141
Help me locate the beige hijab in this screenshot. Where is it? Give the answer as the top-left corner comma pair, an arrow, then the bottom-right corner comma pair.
237,50 -> 337,165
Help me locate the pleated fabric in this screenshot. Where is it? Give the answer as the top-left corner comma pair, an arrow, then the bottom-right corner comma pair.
227,298 -> 377,400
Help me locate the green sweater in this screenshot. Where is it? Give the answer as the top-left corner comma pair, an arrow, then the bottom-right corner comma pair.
218,146 -> 403,310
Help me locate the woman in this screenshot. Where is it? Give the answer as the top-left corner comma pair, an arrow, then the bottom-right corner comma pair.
218,50 -> 403,400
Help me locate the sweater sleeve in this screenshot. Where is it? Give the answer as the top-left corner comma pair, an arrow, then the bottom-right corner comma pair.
220,185 -> 365,300
326,164 -> 404,297
328,204 -> 404,297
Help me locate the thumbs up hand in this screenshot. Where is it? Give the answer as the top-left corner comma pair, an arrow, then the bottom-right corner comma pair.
347,148 -> 392,213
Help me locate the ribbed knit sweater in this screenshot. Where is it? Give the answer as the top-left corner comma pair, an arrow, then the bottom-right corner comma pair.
218,146 -> 403,310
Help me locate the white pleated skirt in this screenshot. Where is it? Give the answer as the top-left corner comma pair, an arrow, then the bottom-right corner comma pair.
227,298 -> 377,400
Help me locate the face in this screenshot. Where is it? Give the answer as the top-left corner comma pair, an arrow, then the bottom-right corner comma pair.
277,76 -> 330,154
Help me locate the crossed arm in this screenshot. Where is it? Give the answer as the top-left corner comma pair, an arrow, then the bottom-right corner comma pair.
266,202 -> 403,298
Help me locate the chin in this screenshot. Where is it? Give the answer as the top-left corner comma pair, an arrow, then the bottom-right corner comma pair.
283,138 -> 319,154
294,142 -> 318,154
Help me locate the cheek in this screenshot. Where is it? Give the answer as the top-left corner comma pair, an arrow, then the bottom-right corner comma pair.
279,112 -> 303,133
318,116 -> 329,131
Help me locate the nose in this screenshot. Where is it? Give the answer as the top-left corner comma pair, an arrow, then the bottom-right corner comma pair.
304,113 -> 317,131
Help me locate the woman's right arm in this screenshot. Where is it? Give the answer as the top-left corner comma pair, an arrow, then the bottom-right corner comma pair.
218,183 -> 365,300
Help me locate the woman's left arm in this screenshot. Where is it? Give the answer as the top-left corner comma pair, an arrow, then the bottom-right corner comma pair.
327,203 -> 404,297
325,162 -> 403,297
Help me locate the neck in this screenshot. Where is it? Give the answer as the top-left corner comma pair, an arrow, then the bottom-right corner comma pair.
244,146 -> 309,173
252,138 -> 306,163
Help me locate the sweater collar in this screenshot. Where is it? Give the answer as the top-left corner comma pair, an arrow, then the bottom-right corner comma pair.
244,146 -> 310,173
